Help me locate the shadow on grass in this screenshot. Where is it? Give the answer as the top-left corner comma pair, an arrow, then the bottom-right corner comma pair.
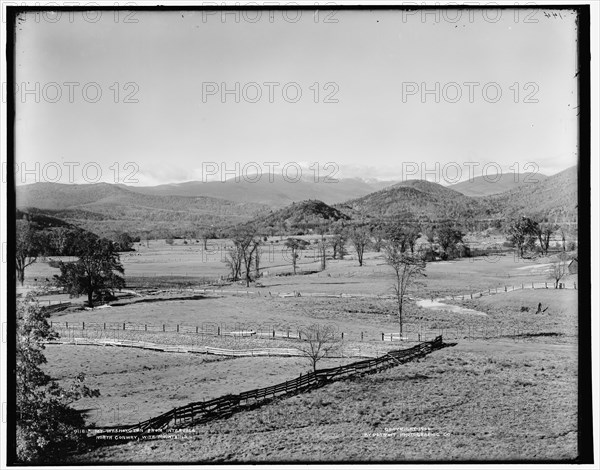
109,294 -> 208,307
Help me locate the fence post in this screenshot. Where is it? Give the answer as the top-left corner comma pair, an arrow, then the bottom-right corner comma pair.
82,322 -> 85,330
381,332 -> 384,341
145,324 -> 147,331
218,326 -> 220,336
521,283 -> 524,289
504,286 -> 507,292
470,293 -> 473,299
574,282 -> 577,290
532,282 -> 534,289
273,329 -> 275,339
50,321 -> 53,327
341,332 -> 344,340
177,324 -> 179,333
361,331 -> 363,341
196,326 -> 198,334
163,324 -> 166,332
66,322 -> 68,328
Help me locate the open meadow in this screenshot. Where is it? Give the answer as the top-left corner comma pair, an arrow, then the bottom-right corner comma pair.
68,338 -> 578,463
27,239 -> 581,463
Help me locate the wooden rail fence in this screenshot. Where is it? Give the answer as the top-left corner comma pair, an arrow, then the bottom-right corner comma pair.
91,335 -> 450,436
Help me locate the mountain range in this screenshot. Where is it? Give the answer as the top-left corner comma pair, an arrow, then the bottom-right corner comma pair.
15,166 -> 578,238
122,174 -> 396,207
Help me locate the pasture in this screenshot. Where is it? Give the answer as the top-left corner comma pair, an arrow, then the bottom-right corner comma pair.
28,239 -> 580,462
68,339 -> 578,463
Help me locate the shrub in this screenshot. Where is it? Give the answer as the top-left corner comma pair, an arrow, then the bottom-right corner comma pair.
16,299 -> 99,463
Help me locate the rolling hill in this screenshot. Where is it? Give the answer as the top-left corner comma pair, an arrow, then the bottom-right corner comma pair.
449,172 -> 548,197
239,199 -> 350,235
16,182 -> 269,238
484,165 -> 578,221
335,179 -> 488,222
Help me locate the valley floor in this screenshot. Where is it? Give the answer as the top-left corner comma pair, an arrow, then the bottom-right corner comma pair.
30,252 -> 582,464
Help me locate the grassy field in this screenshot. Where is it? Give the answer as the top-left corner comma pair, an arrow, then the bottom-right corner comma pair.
68,338 -> 578,463
49,283 -> 578,344
43,344 -> 354,428
22,237 -> 574,295
29,240 -> 581,463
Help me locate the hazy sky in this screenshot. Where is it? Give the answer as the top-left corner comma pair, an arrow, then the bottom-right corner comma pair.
13,7 -> 579,186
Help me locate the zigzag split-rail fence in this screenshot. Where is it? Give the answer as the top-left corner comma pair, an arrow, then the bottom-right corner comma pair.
92,335 -> 452,439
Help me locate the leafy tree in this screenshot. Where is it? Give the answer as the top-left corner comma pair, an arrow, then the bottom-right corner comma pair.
370,223 -> 386,253
382,222 -> 421,255
506,217 -> 538,258
16,220 -> 42,286
50,227 -> 70,255
435,223 -> 464,259
349,225 -> 370,266
113,232 -> 134,252
384,243 -> 426,338
54,234 -> 125,308
297,323 -> 342,373
199,228 -> 216,250
16,299 -> 99,463
423,224 -> 436,244
404,224 -> 421,253
285,237 -> 309,274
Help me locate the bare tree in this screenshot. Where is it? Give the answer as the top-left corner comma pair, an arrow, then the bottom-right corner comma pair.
349,225 -> 370,267
16,220 -> 41,286
384,243 -> 426,338
253,240 -> 262,279
232,227 -> 261,287
533,222 -> 556,256
224,245 -> 243,281
558,226 -> 567,252
296,323 -> 342,373
316,225 -> 327,271
550,255 -> 569,289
